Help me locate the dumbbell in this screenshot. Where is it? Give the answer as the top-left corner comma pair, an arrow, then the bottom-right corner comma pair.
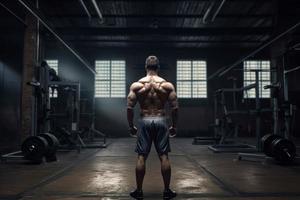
261,134 -> 296,164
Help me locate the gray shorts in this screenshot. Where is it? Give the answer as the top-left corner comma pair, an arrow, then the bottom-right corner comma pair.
135,117 -> 170,157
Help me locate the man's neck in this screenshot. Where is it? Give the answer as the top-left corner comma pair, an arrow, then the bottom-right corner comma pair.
147,70 -> 157,76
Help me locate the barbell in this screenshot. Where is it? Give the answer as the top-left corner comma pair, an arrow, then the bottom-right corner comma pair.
21,133 -> 59,164
261,134 -> 296,164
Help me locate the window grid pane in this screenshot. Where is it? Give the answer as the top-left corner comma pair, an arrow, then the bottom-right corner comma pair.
95,60 -> 126,98
192,61 -> 206,80
111,60 -> 125,80
177,81 -> 191,98
95,81 -> 110,97
177,60 -> 207,98
95,60 -> 110,80
177,61 -> 191,80
46,59 -> 58,98
192,81 -> 207,98
111,80 -> 125,97
243,60 -> 271,98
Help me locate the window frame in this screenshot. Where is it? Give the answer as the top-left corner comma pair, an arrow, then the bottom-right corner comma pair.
243,60 -> 271,99
94,59 -> 126,98
46,59 -> 59,98
176,59 -> 207,99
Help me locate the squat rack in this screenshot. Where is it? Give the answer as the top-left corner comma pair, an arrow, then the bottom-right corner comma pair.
208,70 -> 267,153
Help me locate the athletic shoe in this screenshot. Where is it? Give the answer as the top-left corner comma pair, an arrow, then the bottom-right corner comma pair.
163,188 -> 177,199
130,189 -> 143,199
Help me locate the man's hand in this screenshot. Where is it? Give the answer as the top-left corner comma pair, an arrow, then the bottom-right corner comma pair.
169,126 -> 177,138
129,126 -> 138,137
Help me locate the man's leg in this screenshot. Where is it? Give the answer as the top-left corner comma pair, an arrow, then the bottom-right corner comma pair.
153,117 -> 176,199
159,154 -> 171,190
136,154 -> 146,190
130,154 -> 146,199
159,154 -> 176,199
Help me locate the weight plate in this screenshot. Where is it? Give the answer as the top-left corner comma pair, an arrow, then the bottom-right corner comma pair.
271,138 -> 296,163
39,133 -> 59,156
39,133 -> 59,147
21,136 -> 48,163
261,134 -> 282,157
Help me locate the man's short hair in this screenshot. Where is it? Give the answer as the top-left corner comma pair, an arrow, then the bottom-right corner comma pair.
145,55 -> 160,71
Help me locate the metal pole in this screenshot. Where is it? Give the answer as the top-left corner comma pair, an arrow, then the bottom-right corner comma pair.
91,0 -> 104,24
0,1 -> 27,25
77,83 -> 81,132
282,55 -> 290,139
44,63 -> 50,133
283,56 -> 289,103
211,0 -> 226,22
271,61 -> 279,136
18,0 -> 96,75
36,0 -> 40,64
202,1 -> 215,24
214,93 -> 219,138
220,91 -> 226,144
254,70 -> 261,151
231,78 -> 239,138
208,20 -> 300,80
78,0 -> 92,20
31,0 -> 40,136
232,78 -> 237,110
284,66 -> 300,74
273,97 -> 279,135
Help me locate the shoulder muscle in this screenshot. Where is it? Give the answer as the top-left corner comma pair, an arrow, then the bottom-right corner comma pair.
130,82 -> 143,91
162,82 -> 175,91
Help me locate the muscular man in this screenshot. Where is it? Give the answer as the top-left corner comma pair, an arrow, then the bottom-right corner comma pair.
127,56 -> 178,199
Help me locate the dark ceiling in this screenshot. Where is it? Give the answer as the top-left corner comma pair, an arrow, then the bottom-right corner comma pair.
1,0 -> 300,48
43,0 -> 277,48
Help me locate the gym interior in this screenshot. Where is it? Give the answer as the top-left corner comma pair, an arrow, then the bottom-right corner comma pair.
1,0 -> 300,199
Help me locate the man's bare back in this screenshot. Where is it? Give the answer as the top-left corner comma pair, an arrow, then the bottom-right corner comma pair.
128,75 -> 176,117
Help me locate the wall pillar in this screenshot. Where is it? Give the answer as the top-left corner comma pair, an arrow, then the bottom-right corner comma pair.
21,14 -> 37,141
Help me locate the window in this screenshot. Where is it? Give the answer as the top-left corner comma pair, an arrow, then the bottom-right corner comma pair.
176,60 -> 207,98
46,60 -> 58,73
243,60 -> 271,98
46,59 -> 58,98
95,60 -> 126,98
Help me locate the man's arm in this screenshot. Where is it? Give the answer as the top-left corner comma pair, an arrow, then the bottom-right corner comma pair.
127,83 -> 138,128
165,82 -> 178,130
168,83 -> 178,129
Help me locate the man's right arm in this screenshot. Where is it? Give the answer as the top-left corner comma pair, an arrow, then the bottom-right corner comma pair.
168,84 -> 178,128
127,83 -> 138,128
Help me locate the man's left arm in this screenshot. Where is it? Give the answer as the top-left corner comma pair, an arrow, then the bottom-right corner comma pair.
166,83 -> 178,137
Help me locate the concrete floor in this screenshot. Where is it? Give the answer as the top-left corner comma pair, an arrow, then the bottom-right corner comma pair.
1,138 -> 300,200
